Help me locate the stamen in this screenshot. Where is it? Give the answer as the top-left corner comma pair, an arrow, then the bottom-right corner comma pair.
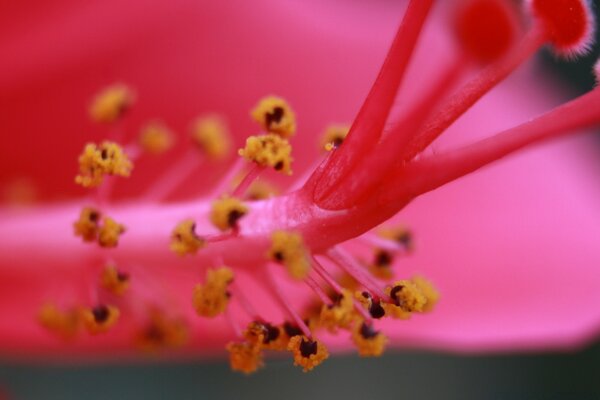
74,208 -> 125,248
210,196 -> 248,232
305,276 -> 333,306
81,304 -> 120,334
38,303 -> 80,340
170,219 -> 206,255
231,164 -> 266,198
100,264 -> 130,296
327,248 -> 387,300
89,84 -> 134,123
352,322 -> 387,357
192,116 -> 232,160
311,256 -> 372,322
250,96 -> 296,138
73,207 -> 101,242
192,267 -> 234,317
382,280 -> 427,319
135,308 -> 189,352
238,134 -> 293,175
320,125 -> 350,152
75,141 -> 133,188
138,122 -> 175,155
97,217 -> 126,248
264,268 -> 312,338
226,341 -> 264,374
268,231 -> 311,280
244,321 -> 287,351
287,336 -> 329,372
318,289 -> 355,332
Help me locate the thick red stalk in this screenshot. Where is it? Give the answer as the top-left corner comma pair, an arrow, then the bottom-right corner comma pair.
307,0 -> 434,201
385,85 -> 600,201
400,25 -> 547,162
317,56 -> 467,210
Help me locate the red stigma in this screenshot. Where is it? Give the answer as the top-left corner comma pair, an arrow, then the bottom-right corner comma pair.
529,0 -> 594,56
454,0 -> 520,63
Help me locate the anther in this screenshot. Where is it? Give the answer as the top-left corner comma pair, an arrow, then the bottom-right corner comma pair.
288,336 -> 329,372
101,264 -> 130,296
135,309 -> 189,352
81,304 -> 120,334
357,291 -> 386,319
268,230 -> 310,280
379,225 -> 414,252
75,141 -> 133,188
89,84 -> 134,123
319,289 -> 356,332
352,322 -> 388,357
238,134 -> 293,175
382,277 -> 438,319
226,342 -> 264,374
210,196 -> 248,231
139,122 -> 175,154
251,96 -> 296,137
321,125 -> 350,151
244,321 -> 286,351
97,217 -> 126,248
170,219 -> 206,255
192,267 -> 234,317
38,303 -> 80,340
73,207 -> 101,242
192,116 -> 232,160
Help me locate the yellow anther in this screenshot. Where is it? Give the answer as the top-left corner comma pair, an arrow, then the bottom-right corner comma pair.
226,342 -> 264,374
100,265 -> 130,296
244,321 -> 287,351
192,267 -> 234,317
355,291 -> 386,319
412,276 -> 439,312
210,196 -> 248,231
321,124 -> 350,151
369,249 -> 394,280
238,134 -> 293,175
351,322 -> 387,357
382,279 -> 427,319
89,84 -> 134,123
268,230 -> 310,280
191,116 -> 232,160
81,304 -> 120,334
250,96 -> 296,137
287,336 -> 329,372
135,308 -> 189,352
245,180 -> 279,201
74,209 -> 125,248
38,303 -> 80,340
73,207 -> 101,242
378,225 -> 414,252
139,122 -> 175,154
75,141 -> 133,188
170,219 -> 206,256
98,216 -> 126,248
319,289 -> 356,332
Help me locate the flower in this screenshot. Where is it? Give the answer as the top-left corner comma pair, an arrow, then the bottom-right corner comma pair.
1,0 -> 600,373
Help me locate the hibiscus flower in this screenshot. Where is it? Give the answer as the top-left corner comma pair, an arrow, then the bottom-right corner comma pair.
1,0 -> 599,374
